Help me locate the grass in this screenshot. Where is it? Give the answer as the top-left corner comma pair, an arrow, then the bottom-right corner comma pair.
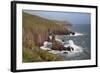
23,44 -> 64,62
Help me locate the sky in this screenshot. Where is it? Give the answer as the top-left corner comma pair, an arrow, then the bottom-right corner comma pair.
23,10 -> 91,25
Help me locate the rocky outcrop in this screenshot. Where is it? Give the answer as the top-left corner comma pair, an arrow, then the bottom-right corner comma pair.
51,33 -> 74,51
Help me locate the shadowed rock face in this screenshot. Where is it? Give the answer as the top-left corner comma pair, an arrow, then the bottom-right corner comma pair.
22,12 -> 73,48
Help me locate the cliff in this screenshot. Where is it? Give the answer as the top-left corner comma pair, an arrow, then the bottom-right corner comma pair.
22,12 -> 71,62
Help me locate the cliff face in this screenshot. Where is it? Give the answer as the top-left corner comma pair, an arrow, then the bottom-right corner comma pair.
23,12 -> 70,47
22,12 -> 72,62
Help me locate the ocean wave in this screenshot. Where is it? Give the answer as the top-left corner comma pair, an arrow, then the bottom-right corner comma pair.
70,32 -> 84,36
40,40 -> 83,55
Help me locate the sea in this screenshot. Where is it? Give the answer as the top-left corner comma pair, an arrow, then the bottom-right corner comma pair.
56,24 -> 91,60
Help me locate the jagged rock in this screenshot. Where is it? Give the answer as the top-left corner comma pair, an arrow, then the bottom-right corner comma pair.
64,46 -> 74,52
52,41 -> 74,52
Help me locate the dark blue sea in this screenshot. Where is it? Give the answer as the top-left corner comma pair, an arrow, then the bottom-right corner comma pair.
58,24 -> 91,60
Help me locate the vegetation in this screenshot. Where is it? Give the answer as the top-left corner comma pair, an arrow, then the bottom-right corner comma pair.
23,45 -> 64,62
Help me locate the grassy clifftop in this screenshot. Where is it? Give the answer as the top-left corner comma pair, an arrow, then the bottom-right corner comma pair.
22,12 -> 70,62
